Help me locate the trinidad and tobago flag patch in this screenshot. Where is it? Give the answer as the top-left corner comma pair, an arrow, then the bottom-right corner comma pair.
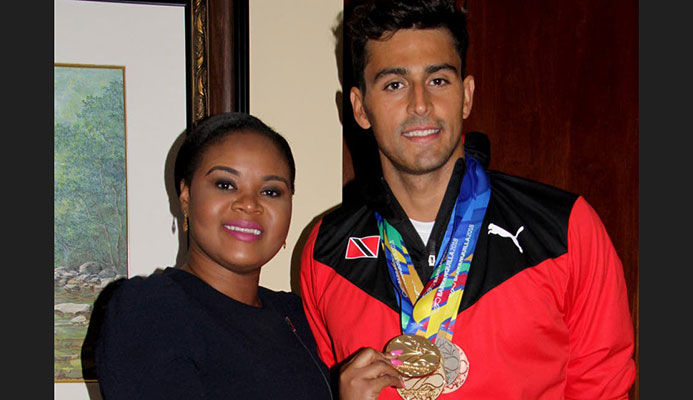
345,235 -> 380,259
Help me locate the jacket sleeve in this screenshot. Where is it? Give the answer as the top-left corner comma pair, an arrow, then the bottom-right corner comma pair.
95,280 -> 203,400
564,197 -> 636,399
300,220 -> 337,369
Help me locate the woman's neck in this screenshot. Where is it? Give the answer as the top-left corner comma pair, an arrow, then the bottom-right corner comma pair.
182,254 -> 262,307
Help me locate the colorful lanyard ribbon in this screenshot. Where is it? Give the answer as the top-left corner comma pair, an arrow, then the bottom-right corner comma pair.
375,155 -> 490,343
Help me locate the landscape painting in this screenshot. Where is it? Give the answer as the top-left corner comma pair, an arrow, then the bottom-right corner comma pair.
54,64 -> 128,381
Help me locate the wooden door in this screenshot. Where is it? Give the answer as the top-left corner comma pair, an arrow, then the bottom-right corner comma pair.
461,1 -> 638,397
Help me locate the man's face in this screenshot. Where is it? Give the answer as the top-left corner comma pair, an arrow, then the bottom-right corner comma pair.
350,28 -> 474,177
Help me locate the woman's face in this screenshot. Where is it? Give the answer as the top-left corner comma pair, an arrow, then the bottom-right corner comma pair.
180,131 -> 292,274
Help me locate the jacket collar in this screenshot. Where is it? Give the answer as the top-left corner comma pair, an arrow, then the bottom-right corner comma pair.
363,158 -> 467,282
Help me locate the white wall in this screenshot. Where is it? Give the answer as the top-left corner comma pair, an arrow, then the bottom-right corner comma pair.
54,0 -> 342,398
250,0 -> 344,292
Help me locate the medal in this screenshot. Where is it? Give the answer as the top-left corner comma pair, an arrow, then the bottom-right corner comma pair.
434,336 -> 460,385
377,155 -> 490,400
442,342 -> 469,394
386,334 -> 441,377
397,360 -> 446,400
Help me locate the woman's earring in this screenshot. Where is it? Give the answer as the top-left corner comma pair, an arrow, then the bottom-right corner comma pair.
283,241 -> 287,249
183,215 -> 189,232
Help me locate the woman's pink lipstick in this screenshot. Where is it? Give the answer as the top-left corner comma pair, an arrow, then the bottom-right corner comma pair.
223,220 -> 264,242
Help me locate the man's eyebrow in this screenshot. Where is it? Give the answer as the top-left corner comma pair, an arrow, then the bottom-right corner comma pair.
372,64 -> 458,82
205,166 -> 239,176
426,63 -> 458,74
373,67 -> 408,82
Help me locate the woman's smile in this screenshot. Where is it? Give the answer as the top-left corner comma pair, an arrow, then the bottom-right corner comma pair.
223,219 -> 264,242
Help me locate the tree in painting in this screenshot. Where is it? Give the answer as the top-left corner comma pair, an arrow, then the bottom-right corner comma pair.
54,66 -> 127,381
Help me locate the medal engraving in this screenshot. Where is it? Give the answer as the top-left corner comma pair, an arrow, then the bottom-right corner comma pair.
442,343 -> 470,394
397,360 -> 446,400
386,334 -> 441,377
434,336 -> 460,385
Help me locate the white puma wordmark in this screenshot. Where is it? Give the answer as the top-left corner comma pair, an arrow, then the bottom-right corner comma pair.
488,223 -> 524,253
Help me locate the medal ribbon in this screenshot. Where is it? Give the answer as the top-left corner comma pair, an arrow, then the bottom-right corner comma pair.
376,155 -> 490,343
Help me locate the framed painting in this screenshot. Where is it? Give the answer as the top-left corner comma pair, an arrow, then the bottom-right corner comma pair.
54,0 -> 191,391
54,63 -> 128,381
55,0 -> 247,397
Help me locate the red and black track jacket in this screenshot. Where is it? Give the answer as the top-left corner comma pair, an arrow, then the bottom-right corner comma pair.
300,149 -> 635,399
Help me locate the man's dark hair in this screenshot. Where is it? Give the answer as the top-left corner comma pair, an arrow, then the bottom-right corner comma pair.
346,0 -> 469,91
174,112 -> 296,195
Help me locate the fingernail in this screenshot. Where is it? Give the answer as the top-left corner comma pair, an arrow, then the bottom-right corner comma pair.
390,349 -> 403,356
391,358 -> 403,366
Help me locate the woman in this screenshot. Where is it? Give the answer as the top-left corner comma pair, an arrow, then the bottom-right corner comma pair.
95,112 -> 403,399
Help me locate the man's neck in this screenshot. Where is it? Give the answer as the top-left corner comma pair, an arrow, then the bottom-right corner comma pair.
383,157 -> 461,222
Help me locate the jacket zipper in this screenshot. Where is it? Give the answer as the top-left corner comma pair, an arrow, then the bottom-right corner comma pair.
427,238 -> 437,267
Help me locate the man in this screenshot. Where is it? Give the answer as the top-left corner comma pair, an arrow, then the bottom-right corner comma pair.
300,0 -> 636,398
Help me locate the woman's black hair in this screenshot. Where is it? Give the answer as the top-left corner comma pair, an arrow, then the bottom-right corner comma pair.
174,112 -> 296,195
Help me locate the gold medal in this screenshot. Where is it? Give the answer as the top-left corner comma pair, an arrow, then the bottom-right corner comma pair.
385,334 -> 441,377
397,360 -> 446,400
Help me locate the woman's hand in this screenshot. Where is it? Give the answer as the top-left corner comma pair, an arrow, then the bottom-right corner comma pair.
338,347 -> 404,400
